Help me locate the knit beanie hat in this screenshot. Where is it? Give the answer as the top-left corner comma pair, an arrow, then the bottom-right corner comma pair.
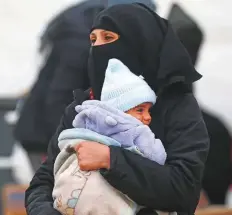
101,58 -> 156,112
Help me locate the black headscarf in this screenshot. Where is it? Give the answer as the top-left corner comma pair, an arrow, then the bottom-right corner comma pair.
88,3 -> 202,99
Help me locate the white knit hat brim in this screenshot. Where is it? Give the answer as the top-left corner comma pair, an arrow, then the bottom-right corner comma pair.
104,85 -> 156,112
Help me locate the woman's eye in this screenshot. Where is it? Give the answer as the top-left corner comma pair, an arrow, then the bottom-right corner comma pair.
105,35 -> 114,41
90,38 -> 96,44
90,35 -> 96,44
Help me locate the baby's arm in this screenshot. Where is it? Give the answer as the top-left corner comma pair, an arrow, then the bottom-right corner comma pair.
134,126 -> 167,165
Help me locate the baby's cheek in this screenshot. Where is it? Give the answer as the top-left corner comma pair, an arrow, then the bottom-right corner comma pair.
133,115 -> 142,123
125,110 -> 143,123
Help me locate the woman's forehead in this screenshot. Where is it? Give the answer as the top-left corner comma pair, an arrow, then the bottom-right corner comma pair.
90,29 -> 118,34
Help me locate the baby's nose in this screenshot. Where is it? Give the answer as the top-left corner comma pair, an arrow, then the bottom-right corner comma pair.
143,112 -> 151,125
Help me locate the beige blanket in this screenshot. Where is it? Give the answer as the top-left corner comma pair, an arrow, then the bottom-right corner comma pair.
53,138 -> 137,215
52,137 -> 175,215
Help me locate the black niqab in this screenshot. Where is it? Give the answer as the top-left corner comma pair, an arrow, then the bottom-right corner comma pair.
88,3 -> 202,99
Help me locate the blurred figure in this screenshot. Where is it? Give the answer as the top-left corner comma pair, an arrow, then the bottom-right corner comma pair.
12,1 -> 104,178
202,108 -> 232,204
168,3 -> 232,205
12,0 -> 156,180
14,1 -> 103,154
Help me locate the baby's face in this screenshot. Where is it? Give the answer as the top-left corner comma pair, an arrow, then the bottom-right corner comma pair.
126,102 -> 152,126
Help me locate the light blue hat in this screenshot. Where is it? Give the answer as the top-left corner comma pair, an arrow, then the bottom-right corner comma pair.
101,59 -> 156,112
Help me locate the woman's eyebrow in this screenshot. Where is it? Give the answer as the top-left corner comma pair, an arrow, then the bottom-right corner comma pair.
102,30 -> 112,33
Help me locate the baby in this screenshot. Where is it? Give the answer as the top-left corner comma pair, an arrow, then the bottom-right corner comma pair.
52,59 -> 167,215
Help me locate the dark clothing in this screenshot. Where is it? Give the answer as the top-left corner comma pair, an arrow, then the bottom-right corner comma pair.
167,4 -> 232,204
167,3 -> 204,66
25,3 -> 209,215
89,3 -> 201,99
25,85 -> 209,215
202,111 -> 232,204
14,1 -> 103,152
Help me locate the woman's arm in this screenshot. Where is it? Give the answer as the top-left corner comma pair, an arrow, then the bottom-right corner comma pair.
100,92 -> 209,213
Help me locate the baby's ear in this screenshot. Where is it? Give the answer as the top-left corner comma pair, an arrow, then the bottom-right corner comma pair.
105,116 -> 118,126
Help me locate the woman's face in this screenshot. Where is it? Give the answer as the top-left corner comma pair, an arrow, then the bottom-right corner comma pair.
90,29 -> 119,46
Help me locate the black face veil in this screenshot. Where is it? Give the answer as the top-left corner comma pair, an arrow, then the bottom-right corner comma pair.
88,3 -> 202,99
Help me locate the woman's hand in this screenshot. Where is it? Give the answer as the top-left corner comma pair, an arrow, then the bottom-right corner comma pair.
75,141 -> 110,171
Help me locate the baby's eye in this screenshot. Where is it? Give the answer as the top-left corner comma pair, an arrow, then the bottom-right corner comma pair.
136,108 -> 144,113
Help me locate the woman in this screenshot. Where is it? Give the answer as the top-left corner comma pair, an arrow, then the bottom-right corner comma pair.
25,3 -> 209,215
